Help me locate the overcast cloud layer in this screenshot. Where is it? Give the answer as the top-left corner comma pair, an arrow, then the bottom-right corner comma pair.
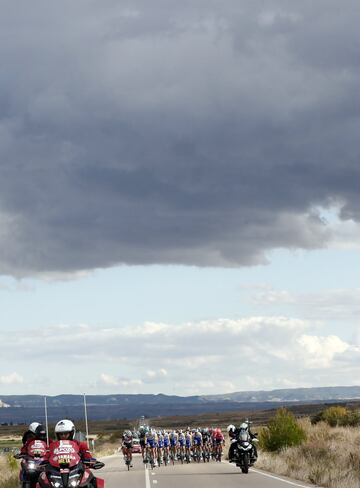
1,0 -> 360,276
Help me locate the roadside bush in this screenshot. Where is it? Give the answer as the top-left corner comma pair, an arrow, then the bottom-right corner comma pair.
6,455 -> 18,472
322,406 -> 348,427
347,410 -> 360,427
259,408 -> 306,452
109,431 -> 122,442
312,407 -> 360,427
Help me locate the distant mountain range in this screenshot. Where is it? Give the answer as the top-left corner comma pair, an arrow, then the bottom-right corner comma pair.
1,386 -> 359,423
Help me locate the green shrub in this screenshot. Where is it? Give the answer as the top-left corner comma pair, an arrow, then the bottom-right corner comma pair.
311,407 -> 360,427
322,406 -> 348,427
6,455 -> 18,472
346,410 -> 360,427
259,408 -> 306,452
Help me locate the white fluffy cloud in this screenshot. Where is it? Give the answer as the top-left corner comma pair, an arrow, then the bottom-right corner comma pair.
0,372 -> 24,385
1,316 -> 359,394
99,374 -> 143,388
297,335 -> 349,368
250,286 -> 360,321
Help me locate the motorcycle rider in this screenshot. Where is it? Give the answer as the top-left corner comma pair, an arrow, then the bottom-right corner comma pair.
46,420 -> 99,488
48,419 -> 94,461
21,424 -> 47,454
18,424 -> 48,488
21,423 -> 42,446
227,422 -> 258,462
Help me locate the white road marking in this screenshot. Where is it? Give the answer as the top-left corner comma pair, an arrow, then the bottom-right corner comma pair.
145,465 -> 151,488
151,472 -> 156,475
251,468 -> 316,488
222,461 -> 316,488
153,480 -> 158,484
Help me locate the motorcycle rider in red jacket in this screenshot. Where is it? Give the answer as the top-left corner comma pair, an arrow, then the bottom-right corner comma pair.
48,419 -> 93,461
21,422 -> 45,449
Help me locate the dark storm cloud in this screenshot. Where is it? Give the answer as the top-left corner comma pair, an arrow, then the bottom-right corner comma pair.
0,0 -> 359,275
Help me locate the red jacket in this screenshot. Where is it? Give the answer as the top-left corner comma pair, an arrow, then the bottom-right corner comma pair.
47,439 -> 93,461
21,439 -> 48,456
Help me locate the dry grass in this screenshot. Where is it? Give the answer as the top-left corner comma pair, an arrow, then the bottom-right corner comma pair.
94,441 -> 119,457
0,455 -> 19,488
257,418 -> 360,487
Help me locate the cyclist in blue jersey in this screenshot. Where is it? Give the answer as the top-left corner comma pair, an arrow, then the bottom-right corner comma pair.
185,430 -> 192,462
145,429 -> 157,465
178,430 -> 186,460
169,430 -> 178,461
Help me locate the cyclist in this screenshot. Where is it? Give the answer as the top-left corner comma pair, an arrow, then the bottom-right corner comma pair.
192,429 -> 202,460
201,428 -> 211,460
163,431 -> 170,463
177,430 -> 185,461
213,428 -> 225,461
156,431 -> 164,465
145,429 -> 157,466
121,430 -> 133,467
185,430 -> 192,462
169,430 -> 178,461
139,425 -> 147,459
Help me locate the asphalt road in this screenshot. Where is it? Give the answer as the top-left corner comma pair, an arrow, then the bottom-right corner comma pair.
99,454 -> 316,488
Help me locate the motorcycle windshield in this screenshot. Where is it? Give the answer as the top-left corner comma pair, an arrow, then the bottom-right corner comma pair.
27,440 -> 48,458
48,441 -> 81,468
239,431 -> 249,442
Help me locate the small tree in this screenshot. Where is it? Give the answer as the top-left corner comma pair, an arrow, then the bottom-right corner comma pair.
347,410 -> 360,427
323,406 -> 348,427
259,408 -> 306,452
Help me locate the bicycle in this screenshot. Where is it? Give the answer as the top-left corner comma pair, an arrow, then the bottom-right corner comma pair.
157,447 -> 162,467
145,446 -> 156,470
122,446 -> 133,471
214,442 -> 223,462
185,446 -> 191,463
193,444 -> 202,463
169,445 -> 177,465
177,445 -> 185,464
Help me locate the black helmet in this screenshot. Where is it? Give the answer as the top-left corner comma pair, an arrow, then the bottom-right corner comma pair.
35,424 -> 47,441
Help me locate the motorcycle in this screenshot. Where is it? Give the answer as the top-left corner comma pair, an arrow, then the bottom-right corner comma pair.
36,440 -> 104,488
232,429 -> 257,474
15,439 -> 48,488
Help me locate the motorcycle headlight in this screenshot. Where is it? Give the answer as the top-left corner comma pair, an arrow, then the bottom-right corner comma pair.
49,475 -> 62,488
69,474 -> 81,487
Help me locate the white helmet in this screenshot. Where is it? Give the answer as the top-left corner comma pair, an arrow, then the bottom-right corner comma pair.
227,424 -> 236,433
29,422 -> 41,434
240,422 -> 248,430
55,419 -> 75,439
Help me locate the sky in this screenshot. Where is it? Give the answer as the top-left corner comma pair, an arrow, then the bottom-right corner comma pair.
0,0 -> 360,396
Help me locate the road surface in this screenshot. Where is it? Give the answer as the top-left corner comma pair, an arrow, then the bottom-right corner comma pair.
99,454 -> 316,488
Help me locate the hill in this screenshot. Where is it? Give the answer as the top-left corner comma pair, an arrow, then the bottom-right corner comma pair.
1,386 -> 359,423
